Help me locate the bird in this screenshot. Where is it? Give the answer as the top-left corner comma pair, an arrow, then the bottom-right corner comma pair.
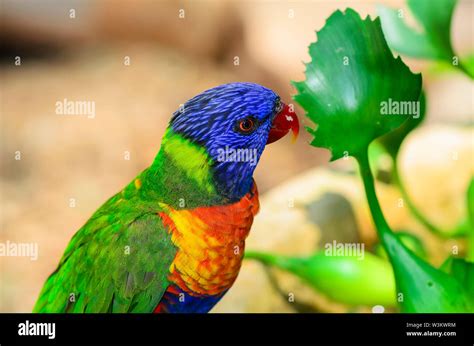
33,82 -> 299,313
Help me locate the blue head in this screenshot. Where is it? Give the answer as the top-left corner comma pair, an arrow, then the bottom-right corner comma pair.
169,82 -> 298,202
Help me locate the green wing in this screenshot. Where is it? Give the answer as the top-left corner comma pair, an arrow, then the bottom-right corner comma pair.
33,191 -> 177,313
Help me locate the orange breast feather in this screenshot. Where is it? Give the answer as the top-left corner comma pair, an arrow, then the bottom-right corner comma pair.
159,183 -> 259,296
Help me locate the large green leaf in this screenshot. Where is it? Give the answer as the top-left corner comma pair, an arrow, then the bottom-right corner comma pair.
377,0 -> 456,61
293,9 -> 422,161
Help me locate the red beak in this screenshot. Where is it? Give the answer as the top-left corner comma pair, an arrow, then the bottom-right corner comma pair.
266,103 -> 300,144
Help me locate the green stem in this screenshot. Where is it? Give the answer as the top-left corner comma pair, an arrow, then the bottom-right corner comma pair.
443,52 -> 474,79
467,179 -> 474,262
356,149 -> 398,253
245,251 -> 279,265
392,157 -> 465,238
245,251 -> 295,270
356,151 -> 394,245
457,61 -> 474,80
468,228 -> 474,262
358,149 -> 472,312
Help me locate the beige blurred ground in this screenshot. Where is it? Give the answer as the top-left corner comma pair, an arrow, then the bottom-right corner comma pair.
0,0 -> 473,312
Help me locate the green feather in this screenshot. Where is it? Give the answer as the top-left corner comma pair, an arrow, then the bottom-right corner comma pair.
34,200 -> 176,313
33,129 -> 225,313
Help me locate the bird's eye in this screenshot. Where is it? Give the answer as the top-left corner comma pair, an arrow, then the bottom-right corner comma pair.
235,116 -> 257,134
274,99 -> 283,113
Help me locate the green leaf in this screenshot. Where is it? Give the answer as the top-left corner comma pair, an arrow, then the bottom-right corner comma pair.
293,8 -> 422,161
246,250 -> 397,307
382,233 -> 472,312
374,231 -> 428,260
378,0 -> 457,61
441,257 -> 474,294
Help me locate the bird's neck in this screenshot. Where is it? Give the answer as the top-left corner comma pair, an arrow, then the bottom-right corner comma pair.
141,129 -> 253,209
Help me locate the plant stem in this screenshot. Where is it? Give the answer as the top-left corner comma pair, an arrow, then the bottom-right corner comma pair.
356,149 -> 399,255
245,251 -> 296,270
245,251 -> 279,266
392,157 -> 465,238
467,179 -> 474,262
467,228 -> 474,262
457,61 -> 474,80
358,149 -> 472,312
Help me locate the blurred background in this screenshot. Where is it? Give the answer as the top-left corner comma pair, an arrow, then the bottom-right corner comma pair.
0,0 -> 473,312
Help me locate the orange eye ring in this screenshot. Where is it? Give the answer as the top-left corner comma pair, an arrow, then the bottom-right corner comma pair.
238,118 -> 255,133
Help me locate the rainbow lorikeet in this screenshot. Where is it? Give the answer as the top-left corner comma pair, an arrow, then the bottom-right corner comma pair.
33,82 -> 299,313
